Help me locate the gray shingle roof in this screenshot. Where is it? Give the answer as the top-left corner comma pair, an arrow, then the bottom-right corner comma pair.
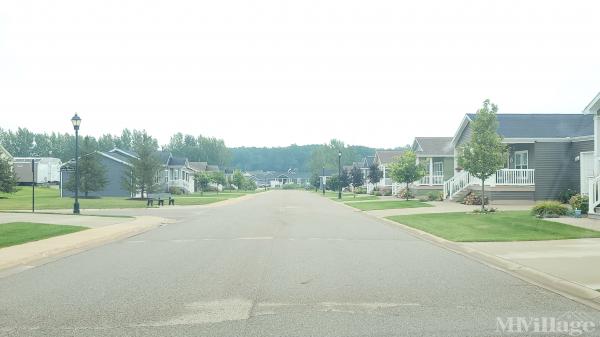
413,137 -> 454,156
375,150 -> 405,165
466,113 -> 594,139
189,162 -> 208,172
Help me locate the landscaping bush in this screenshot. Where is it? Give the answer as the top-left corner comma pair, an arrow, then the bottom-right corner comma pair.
282,183 -> 301,190
462,191 -> 488,205
559,189 -> 578,204
397,188 -> 413,199
169,186 -> 184,195
354,186 -> 367,194
426,191 -> 443,201
569,194 -> 589,214
531,201 -> 569,218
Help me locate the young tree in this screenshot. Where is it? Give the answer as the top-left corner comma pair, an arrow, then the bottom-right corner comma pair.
349,166 -> 364,198
339,169 -> 350,191
128,131 -> 162,198
367,163 -> 383,187
242,178 -> 257,191
210,171 -> 226,195
0,156 -> 18,194
232,170 -> 245,190
65,137 -> 108,198
388,151 -> 426,201
310,172 -> 321,192
194,172 -> 210,196
458,99 -> 508,211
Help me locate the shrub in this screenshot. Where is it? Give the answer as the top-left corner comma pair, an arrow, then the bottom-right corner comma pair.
354,186 -> 366,194
569,194 -> 589,214
282,183 -> 301,190
531,201 -> 569,218
426,191 -> 443,201
462,191 -> 488,205
169,186 -> 184,195
397,188 -> 413,199
559,189 -> 578,204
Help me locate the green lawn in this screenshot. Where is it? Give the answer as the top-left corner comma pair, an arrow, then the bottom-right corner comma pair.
315,191 -> 380,202
345,200 -> 432,211
0,222 -> 87,248
387,211 -> 600,242
0,187 -> 258,211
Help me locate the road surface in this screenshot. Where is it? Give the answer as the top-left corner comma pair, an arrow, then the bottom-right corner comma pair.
1,190 -> 599,336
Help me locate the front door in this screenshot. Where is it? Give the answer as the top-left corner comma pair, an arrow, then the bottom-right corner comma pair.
580,151 -> 594,195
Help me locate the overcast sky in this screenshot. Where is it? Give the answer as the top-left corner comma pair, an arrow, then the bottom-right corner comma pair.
1,0 -> 599,148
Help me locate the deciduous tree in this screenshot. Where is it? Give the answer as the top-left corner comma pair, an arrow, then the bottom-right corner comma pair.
388,151 -> 426,201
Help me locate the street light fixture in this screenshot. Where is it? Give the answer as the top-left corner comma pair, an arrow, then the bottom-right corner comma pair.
338,151 -> 342,200
71,113 -> 81,214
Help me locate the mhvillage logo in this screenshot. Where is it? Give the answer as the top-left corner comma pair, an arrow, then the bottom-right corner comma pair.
496,312 -> 597,336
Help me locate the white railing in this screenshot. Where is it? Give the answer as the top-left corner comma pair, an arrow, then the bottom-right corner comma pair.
589,176 -> 600,214
443,168 -> 535,200
495,169 -> 535,185
418,175 -> 444,185
443,170 -> 474,200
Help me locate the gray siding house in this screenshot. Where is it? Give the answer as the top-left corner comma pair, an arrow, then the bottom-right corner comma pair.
447,113 -> 594,202
410,137 -> 454,196
60,149 -> 135,197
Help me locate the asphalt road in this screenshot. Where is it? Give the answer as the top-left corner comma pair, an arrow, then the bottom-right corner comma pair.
1,190 -> 599,336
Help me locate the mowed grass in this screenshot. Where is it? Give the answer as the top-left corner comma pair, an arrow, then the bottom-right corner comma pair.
0,187 -> 259,210
0,222 -> 87,248
345,199 -> 432,211
316,191 -> 380,202
387,211 -> 600,242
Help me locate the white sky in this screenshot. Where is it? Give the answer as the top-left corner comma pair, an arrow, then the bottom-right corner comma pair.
1,0 -> 599,148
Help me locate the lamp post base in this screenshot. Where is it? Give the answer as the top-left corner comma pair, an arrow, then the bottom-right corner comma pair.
73,202 -> 80,214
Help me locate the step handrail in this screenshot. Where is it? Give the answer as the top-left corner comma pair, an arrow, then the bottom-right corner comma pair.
589,175 -> 600,214
443,170 -> 474,200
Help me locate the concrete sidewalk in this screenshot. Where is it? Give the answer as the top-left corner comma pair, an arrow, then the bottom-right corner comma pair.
0,215 -> 168,272
0,212 -> 130,228
363,201 -> 600,309
366,200 -> 532,217
463,239 -> 600,290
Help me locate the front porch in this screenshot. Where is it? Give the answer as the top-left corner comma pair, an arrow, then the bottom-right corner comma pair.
443,168 -> 535,201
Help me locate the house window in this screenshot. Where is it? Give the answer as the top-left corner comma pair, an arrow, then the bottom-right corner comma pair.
514,150 -> 528,169
433,161 -> 443,176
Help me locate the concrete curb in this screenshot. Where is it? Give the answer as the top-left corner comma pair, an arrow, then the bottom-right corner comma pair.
375,215 -> 600,311
319,194 -> 600,311
0,215 -> 169,272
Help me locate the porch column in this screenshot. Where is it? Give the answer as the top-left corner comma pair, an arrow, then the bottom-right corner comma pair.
429,158 -> 433,186
595,115 -> 600,177
382,165 -> 386,186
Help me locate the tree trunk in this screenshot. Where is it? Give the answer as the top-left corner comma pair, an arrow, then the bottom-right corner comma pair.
481,178 -> 485,212
406,182 -> 409,201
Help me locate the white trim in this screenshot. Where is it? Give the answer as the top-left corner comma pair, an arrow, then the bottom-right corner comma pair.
450,114 -> 473,147
416,154 -> 454,158
98,151 -> 133,167
502,136 -> 593,143
583,92 -> 600,114
110,148 -> 139,159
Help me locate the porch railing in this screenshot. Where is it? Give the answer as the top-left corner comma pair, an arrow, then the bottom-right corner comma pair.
443,168 -> 535,200
495,169 -> 535,185
589,176 -> 600,214
418,175 -> 444,185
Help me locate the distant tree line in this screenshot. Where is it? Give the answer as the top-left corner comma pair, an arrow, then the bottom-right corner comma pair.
0,128 -> 231,167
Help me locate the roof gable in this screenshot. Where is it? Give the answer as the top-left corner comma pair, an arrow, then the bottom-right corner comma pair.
413,137 -> 453,156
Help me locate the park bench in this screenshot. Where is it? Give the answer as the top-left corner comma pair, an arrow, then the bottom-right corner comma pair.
147,193 -> 175,207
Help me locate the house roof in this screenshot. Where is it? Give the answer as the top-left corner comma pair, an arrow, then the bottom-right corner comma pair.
206,165 -> 219,171
583,92 -> 600,114
463,113 -> 594,139
168,156 -> 188,166
189,161 -> 208,172
413,137 -> 454,157
375,150 -> 405,165
362,156 -> 375,167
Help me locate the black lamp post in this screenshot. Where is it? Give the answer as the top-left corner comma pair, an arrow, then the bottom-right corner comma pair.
71,113 -> 81,214
338,151 -> 342,200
